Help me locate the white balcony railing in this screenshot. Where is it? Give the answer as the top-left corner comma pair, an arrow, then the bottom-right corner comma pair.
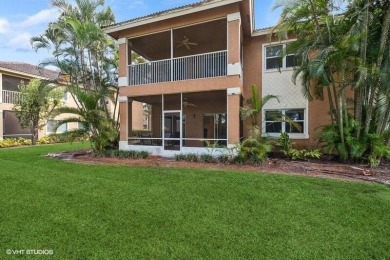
128,50 -> 227,86
1,90 -> 21,104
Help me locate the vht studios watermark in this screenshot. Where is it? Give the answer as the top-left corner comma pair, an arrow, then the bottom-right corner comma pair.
6,249 -> 53,255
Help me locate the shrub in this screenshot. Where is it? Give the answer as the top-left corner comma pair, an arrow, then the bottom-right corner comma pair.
200,153 -> 215,163
175,154 -> 187,161
217,154 -> 231,164
0,138 -> 32,148
276,132 -> 321,160
236,136 -> 273,165
185,153 -> 199,162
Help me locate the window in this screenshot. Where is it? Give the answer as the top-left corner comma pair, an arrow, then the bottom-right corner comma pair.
77,122 -> 87,130
47,120 -> 67,133
63,91 -> 68,101
265,109 -> 305,134
265,43 -> 296,70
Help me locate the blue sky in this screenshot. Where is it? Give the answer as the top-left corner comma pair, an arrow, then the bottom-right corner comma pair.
0,0 -> 280,66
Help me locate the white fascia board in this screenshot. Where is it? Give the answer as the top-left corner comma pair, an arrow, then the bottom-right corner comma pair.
103,0 -> 242,35
227,12 -> 240,21
252,28 -> 272,36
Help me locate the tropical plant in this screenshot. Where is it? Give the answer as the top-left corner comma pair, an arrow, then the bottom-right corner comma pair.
276,132 -> 321,160
12,79 -> 63,145
31,0 -> 118,152
52,87 -> 117,153
240,84 -> 279,136
273,0 -> 390,166
235,136 -> 273,164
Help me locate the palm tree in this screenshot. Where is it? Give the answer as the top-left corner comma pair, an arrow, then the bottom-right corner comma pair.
31,0 -> 119,150
53,87 -> 117,153
240,84 -> 279,137
273,0 -> 390,163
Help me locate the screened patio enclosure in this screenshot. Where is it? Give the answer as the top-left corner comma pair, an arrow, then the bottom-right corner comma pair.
127,19 -> 228,85
127,90 -> 227,154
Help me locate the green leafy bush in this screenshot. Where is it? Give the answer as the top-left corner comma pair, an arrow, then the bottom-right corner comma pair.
200,153 -> 215,163
236,136 -> 273,165
318,122 -> 389,167
0,138 -> 32,148
175,154 -> 187,161
217,154 -> 231,164
276,132 -> 321,160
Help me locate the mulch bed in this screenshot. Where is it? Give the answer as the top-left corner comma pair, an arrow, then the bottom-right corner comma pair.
47,149 -> 390,185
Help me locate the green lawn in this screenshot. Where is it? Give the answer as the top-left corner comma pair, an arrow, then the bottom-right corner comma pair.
1,143 -> 389,259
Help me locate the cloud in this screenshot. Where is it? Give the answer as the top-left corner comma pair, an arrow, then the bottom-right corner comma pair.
18,9 -> 60,28
128,0 -> 147,9
0,18 -> 9,34
7,32 -> 33,51
0,8 -> 60,53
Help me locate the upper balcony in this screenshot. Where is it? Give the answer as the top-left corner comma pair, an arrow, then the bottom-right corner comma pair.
1,90 -> 20,104
126,19 -> 229,86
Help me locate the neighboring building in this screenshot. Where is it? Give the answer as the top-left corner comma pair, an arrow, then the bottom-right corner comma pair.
0,61 -> 78,140
103,0 -> 330,156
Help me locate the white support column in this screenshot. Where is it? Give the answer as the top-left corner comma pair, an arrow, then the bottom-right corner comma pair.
118,37 -> 128,87
227,12 -> 242,77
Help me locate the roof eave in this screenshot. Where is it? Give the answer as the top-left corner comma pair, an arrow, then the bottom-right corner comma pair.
0,67 -> 54,80
104,0 -> 243,38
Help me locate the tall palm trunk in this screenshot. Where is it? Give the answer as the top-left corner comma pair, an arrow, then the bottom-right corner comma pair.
355,0 -> 369,138
364,5 -> 390,134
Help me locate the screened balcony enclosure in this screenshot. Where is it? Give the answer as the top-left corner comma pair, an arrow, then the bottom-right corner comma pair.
127,90 -> 227,152
128,19 -> 228,85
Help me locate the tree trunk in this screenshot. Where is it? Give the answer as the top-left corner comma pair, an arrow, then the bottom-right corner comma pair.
31,126 -> 38,145
364,5 -> 390,134
355,0 -> 369,138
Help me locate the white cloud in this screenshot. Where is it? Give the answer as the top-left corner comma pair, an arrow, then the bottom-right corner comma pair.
7,32 -> 33,51
128,0 -> 146,9
18,9 -> 60,28
0,8 -> 60,54
0,18 -> 9,34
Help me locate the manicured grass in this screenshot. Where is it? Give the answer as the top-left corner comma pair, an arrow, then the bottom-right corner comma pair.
1,143 -> 389,259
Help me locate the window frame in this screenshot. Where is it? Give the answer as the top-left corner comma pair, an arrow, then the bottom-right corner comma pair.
263,108 -> 309,139
46,120 -> 68,134
264,40 -> 297,72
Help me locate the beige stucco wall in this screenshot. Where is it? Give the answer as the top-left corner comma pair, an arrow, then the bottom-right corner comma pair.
242,34 -> 331,148
119,76 -> 241,97
0,70 -> 101,140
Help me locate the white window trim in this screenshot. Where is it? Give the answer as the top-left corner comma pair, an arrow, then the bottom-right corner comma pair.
263,39 -> 296,73
262,108 -> 309,139
46,120 -> 68,134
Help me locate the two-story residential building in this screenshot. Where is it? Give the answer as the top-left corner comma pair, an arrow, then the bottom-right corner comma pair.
0,61 -> 78,140
103,0 -> 331,156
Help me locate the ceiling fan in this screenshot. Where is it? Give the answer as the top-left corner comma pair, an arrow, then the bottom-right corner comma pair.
176,36 -> 198,50
183,99 -> 197,107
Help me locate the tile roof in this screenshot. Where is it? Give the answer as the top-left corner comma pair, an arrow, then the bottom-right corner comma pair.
0,61 -> 59,80
104,0 -> 215,28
